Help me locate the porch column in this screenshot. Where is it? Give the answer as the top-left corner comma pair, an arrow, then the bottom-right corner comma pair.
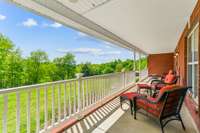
139,52 -> 141,79
76,73 -> 83,111
133,49 -> 136,71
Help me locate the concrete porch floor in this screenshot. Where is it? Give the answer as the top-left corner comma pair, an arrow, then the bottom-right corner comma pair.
93,104 -> 198,133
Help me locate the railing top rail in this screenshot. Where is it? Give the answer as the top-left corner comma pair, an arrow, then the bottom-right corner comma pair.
0,78 -> 76,94
82,72 -> 123,79
83,71 -> 136,80
0,71 -> 136,94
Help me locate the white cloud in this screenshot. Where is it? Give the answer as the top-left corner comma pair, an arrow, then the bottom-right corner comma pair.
77,32 -> 89,37
98,51 -> 121,56
57,48 -> 102,55
102,41 -> 117,49
50,22 -> 62,28
56,47 -> 121,56
74,48 -> 102,54
105,45 -> 112,48
104,41 -> 112,45
22,18 -> 38,27
0,14 -> 6,21
43,22 -> 62,28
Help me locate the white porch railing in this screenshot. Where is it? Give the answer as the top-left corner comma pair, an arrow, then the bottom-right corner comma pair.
0,70 -> 146,133
140,69 -> 148,79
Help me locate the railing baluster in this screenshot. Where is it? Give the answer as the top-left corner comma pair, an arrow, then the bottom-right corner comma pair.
77,74 -> 82,111
90,79 -> 93,104
97,77 -> 99,101
92,78 -> 95,103
73,81 -> 76,113
98,78 -> 101,100
93,78 -> 97,103
58,84 -> 61,122
109,76 -> 111,94
104,77 -> 106,97
104,77 -> 107,97
102,78 -> 104,99
101,78 -> 103,99
3,94 -> 8,133
36,87 -> 40,133
64,82 -> 67,118
97,78 -> 99,101
100,77 -> 103,100
44,86 -> 48,130
101,78 -> 104,99
107,77 -> 110,95
52,85 -> 55,126
82,80 -> 85,109
27,91 -> 31,133
16,92 -> 20,133
86,79 -> 88,106
89,79 -> 91,105
68,82 -> 72,115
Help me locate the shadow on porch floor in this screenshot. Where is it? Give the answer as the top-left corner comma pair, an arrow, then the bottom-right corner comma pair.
93,104 -> 197,133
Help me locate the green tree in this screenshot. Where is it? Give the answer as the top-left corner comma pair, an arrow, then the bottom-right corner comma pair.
6,49 -> 24,87
115,63 -> 124,72
102,66 -> 114,74
38,63 -> 59,82
79,62 -> 93,77
54,53 -> 76,80
0,34 -> 14,88
25,50 -> 49,84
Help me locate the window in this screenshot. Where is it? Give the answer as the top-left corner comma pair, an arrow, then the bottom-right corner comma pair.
187,23 -> 199,104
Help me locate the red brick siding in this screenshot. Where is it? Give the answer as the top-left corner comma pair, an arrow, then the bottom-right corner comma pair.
175,0 -> 200,131
147,53 -> 174,75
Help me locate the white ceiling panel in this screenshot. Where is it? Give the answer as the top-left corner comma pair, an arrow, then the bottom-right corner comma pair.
84,0 -> 197,54
10,0 -> 197,54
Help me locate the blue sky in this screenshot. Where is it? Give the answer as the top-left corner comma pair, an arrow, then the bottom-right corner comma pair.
0,0 -> 134,64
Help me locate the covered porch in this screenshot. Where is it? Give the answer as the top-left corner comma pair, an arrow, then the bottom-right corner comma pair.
3,0 -> 200,132
49,78 -> 197,133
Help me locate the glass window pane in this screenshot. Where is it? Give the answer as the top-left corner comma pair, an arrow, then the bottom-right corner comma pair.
194,64 -> 199,98
194,27 -> 199,61
187,65 -> 192,88
187,36 -> 192,62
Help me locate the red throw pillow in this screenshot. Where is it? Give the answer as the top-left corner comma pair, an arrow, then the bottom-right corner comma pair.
164,74 -> 175,83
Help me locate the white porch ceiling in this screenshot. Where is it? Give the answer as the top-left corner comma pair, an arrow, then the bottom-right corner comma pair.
10,0 -> 197,54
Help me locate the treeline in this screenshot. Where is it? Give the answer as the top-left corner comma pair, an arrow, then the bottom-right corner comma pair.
0,34 -> 147,89
76,59 -> 147,77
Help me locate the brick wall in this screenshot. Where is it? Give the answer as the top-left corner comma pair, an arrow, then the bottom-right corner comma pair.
174,0 -> 200,131
147,53 -> 174,75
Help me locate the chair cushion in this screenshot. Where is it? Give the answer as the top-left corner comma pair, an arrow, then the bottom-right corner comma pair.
159,85 -> 178,96
137,84 -> 152,89
155,84 -> 165,90
120,92 -> 140,100
136,85 -> 181,117
137,98 -> 163,117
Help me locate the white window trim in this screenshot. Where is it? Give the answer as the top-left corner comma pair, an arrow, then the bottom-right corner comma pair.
187,22 -> 199,104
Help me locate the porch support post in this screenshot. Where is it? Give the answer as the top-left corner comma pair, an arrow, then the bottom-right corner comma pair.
144,55 -> 147,69
76,73 -> 83,111
139,52 -> 141,79
133,50 -> 136,71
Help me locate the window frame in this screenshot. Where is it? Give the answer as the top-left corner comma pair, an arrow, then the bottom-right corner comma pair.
187,22 -> 199,104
